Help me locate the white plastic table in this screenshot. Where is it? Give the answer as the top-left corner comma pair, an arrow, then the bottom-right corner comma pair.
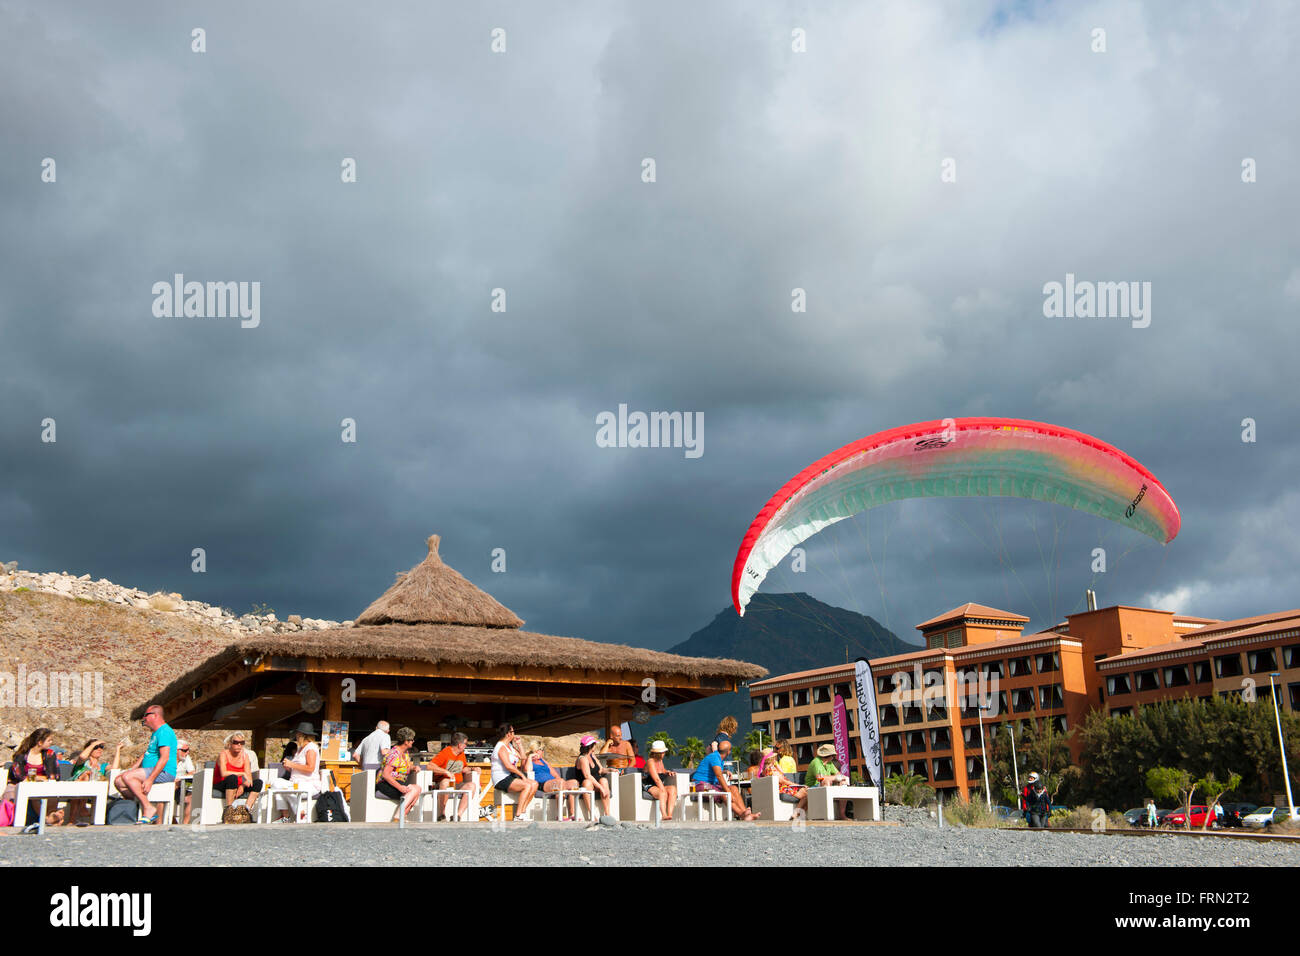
805,785 -> 881,821
12,780 -> 110,832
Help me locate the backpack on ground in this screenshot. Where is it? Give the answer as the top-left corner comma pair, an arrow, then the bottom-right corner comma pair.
106,797 -> 138,825
313,790 -> 348,822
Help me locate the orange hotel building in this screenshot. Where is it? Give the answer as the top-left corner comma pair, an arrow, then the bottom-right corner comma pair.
748,601 -> 1300,799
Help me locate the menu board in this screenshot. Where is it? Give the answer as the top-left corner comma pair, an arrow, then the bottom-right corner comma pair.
321,720 -> 350,761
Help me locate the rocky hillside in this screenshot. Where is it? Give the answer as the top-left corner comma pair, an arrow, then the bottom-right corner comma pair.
0,562 -> 586,769
0,562 -> 353,764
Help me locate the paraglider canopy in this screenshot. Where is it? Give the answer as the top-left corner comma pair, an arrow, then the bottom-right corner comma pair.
731,417 -> 1180,616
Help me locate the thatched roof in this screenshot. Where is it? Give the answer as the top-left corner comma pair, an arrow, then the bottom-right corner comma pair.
133,624 -> 767,717
355,535 -> 523,628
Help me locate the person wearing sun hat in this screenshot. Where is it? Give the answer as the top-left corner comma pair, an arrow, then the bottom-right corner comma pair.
574,734 -> 612,817
642,738 -> 678,821
267,722 -> 322,822
805,743 -> 849,789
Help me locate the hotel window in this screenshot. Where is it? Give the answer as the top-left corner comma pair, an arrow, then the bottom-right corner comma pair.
883,733 -> 903,755
843,710 -> 855,731
878,674 -> 896,695
1163,664 -> 1190,688
796,744 -> 813,763
1110,707 -> 1133,718
1248,649 -> 1277,674
1289,683 -> 1300,712
1193,661 -> 1212,683
926,698 -> 948,722
879,706 -> 898,728
792,689 -> 810,707
981,661 -> 1004,679
813,685 -> 832,704
992,690 -> 1008,717
1011,688 -> 1036,713
962,726 -> 977,746
1281,645 -> 1300,670
908,760 -> 929,779
834,682 -> 852,700
814,714 -> 833,736
1048,715 -> 1067,733
1038,684 -> 1064,709
966,756 -> 983,776
1214,654 -> 1243,678
1218,688 -> 1244,701
1008,657 -> 1033,678
1106,674 -> 1132,696
903,702 -> 924,725
751,695 -> 770,713
906,730 -> 926,751
753,722 -> 771,739
930,728 -> 951,750
773,692 -> 790,709
1035,652 -> 1060,673
932,758 -> 954,781
885,762 -> 904,779
774,719 -> 791,739
1135,670 -> 1160,692
946,628 -> 962,648
793,717 -> 812,738
927,632 -> 945,649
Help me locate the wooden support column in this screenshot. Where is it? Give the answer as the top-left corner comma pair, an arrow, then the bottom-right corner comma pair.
324,675 -> 344,723
252,727 -> 268,768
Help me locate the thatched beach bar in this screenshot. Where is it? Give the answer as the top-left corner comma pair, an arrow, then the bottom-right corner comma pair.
132,535 -> 764,775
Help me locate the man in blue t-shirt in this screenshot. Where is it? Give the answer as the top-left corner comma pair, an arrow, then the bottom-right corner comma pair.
690,740 -> 758,821
114,703 -> 177,824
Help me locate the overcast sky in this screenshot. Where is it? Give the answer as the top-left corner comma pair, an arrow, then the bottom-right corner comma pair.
2,1 -> 1296,653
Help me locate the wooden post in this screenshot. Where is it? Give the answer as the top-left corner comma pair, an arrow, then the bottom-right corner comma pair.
252,726 -> 267,769
325,675 -> 343,723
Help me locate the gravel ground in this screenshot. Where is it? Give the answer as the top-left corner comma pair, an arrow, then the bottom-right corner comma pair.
4,814 -> 1298,867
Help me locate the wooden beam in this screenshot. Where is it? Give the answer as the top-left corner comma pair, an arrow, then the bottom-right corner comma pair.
257,654 -> 728,691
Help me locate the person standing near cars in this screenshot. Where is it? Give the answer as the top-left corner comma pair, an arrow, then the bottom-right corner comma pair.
1026,778 -> 1051,829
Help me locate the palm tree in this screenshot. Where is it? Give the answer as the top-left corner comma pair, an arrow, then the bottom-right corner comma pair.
678,736 -> 706,769
648,731 -> 677,763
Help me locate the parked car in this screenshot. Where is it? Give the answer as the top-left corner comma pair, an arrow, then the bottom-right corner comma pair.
1241,806 -> 1295,828
1154,809 -> 1175,826
1220,802 -> 1258,828
1165,805 -> 1217,828
1124,807 -> 1156,827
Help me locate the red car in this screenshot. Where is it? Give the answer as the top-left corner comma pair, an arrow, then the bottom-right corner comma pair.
1164,805 -> 1219,828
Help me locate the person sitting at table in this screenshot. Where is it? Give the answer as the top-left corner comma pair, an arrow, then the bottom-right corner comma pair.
775,739 -> 798,776
573,734 -> 612,818
804,743 -> 850,789
174,738 -> 197,824
491,724 -> 538,822
114,704 -> 177,825
376,726 -> 422,823
66,739 -> 124,826
428,732 -> 475,821
7,728 -> 65,829
266,723 -> 321,823
598,724 -> 635,771
642,739 -> 678,821
690,739 -> 758,821
762,749 -> 808,816
525,738 -> 579,820
215,733 -> 264,814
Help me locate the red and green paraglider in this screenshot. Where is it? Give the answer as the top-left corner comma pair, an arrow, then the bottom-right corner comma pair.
731,417 -> 1180,616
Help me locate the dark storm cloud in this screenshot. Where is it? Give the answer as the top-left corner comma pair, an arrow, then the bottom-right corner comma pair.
1,1 -> 1296,654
